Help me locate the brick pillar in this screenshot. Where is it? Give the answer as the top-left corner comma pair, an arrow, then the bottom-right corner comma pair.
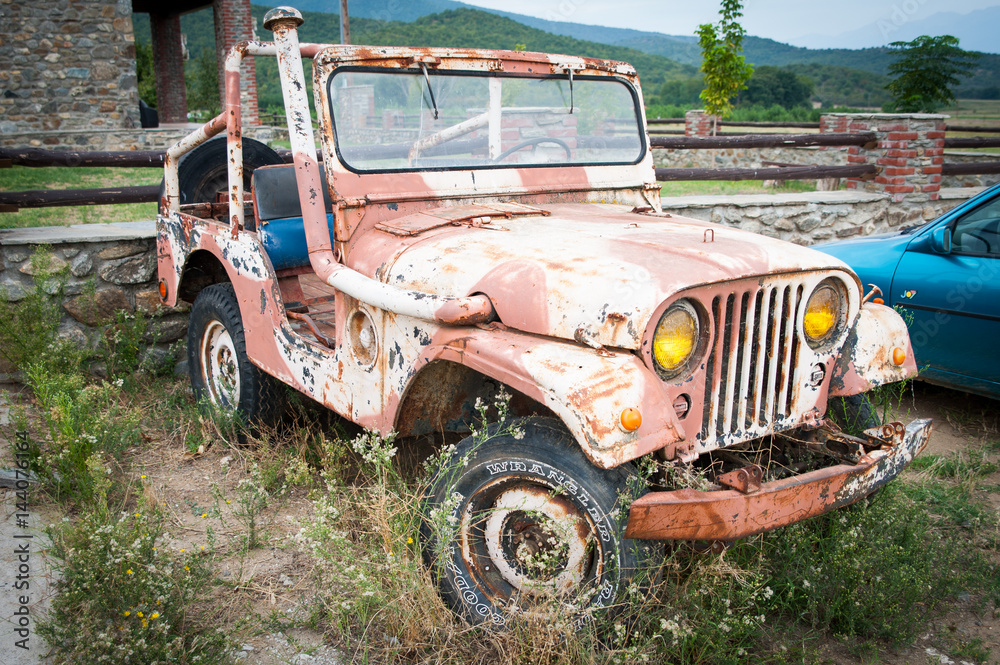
819,113 -> 849,134
150,14 -> 188,124
213,0 -> 260,126
685,110 -> 716,137
826,113 -> 947,203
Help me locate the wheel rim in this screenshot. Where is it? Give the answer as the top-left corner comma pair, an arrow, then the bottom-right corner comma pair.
461,477 -> 602,607
200,320 -> 240,407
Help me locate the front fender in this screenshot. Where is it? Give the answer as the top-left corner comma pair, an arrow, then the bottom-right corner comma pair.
416,327 -> 687,469
829,302 -> 918,397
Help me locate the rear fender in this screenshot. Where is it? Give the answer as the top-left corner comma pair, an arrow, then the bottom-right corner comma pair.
157,212 -> 311,389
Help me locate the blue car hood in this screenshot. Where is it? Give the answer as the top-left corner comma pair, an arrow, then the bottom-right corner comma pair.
814,230 -> 916,296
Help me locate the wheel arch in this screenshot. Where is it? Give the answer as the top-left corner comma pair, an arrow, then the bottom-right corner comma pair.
177,248 -> 231,303
391,329 -> 686,469
393,359 -> 557,438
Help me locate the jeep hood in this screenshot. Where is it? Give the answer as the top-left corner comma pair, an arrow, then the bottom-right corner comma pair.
350,203 -> 856,349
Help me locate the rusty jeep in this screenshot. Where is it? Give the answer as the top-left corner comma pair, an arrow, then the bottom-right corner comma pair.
156,7 -> 932,625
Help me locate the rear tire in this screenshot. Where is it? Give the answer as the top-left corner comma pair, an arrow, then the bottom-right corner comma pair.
187,283 -> 281,424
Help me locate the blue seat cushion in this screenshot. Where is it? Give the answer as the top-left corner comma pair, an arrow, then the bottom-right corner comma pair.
252,164 -> 334,270
258,213 -> 336,271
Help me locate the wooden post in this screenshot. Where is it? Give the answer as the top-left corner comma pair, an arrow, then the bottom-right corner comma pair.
340,0 -> 350,44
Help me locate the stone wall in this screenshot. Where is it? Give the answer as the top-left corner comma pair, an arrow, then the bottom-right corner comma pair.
658,188 -> 979,246
0,0 -> 140,135
653,146 -> 848,170
0,222 -> 188,377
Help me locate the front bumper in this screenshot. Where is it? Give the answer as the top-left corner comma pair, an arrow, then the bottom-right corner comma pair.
624,418 -> 932,541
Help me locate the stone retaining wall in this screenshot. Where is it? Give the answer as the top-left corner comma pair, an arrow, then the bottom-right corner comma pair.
653,146 -> 848,170
0,221 -> 187,377
659,188 -> 979,246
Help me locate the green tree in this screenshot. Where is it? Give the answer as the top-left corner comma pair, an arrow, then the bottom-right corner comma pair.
135,40 -> 157,107
696,0 -> 754,128
185,49 -> 220,117
885,35 -> 979,112
740,66 -> 813,109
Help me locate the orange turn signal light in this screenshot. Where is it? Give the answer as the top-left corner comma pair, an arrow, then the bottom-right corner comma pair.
873,297 -> 884,305
892,347 -> 906,366
158,280 -> 168,300
620,408 -> 642,432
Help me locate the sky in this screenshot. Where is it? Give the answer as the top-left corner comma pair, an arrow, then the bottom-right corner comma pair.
458,0 -> 1000,47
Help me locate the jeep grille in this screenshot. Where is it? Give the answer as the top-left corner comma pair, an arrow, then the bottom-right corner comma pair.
700,281 -> 805,446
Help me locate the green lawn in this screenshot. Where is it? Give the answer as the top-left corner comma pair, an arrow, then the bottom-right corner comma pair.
0,166 -> 161,229
659,179 -> 818,197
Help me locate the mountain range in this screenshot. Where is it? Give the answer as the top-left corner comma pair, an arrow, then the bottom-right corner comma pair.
133,0 -> 1000,110
286,0 -> 1000,95
791,6 -> 1000,53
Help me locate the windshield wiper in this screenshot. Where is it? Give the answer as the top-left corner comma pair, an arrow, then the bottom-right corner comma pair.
418,62 -> 439,120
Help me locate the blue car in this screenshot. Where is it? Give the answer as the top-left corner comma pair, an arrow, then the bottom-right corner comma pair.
817,182 -> 1000,400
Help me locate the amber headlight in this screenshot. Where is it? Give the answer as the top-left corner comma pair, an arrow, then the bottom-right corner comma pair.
803,279 -> 845,348
653,300 -> 700,378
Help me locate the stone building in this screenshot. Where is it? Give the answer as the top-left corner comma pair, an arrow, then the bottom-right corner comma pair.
0,0 -> 259,149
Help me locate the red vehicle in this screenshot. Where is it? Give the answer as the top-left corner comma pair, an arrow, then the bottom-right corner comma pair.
156,7 -> 931,624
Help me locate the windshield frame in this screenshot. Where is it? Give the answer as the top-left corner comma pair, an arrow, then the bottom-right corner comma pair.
324,66 -> 647,176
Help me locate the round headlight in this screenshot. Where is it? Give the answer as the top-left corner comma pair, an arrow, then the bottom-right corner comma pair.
653,300 -> 699,378
804,280 -> 843,347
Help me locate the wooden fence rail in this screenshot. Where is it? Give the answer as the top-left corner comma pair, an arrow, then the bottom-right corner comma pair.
1,148 -> 165,168
650,132 -> 877,150
654,164 -> 878,182
646,118 -> 1000,134
2,134 -> 998,211
0,186 -> 160,209
0,147 -> 296,169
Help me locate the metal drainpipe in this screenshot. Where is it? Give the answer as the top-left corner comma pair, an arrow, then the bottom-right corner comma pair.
262,7 -> 496,326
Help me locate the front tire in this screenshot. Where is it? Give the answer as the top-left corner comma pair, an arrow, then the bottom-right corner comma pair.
187,283 -> 278,423
827,393 -> 879,436
421,418 -> 655,627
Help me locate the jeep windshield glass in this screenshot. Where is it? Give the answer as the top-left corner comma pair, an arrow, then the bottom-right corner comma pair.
328,69 -> 644,172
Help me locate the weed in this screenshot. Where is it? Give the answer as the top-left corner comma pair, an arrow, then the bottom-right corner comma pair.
211,463 -> 275,551
910,448 -> 999,482
295,427 -> 444,656
950,636 -> 992,663
180,398 -> 247,453
753,481 -> 993,645
17,363 -> 141,504
39,457 -> 231,664
0,247 -> 90,375
100,309 -> 153,380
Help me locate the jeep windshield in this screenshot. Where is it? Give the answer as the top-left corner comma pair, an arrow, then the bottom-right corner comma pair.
327,68 -> 645,172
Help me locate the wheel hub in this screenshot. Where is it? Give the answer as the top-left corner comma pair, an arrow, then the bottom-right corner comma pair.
200,320 -> 241,407
479,486 -> 594,597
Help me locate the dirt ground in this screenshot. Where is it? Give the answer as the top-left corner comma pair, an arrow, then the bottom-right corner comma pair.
1,379 -> 998,665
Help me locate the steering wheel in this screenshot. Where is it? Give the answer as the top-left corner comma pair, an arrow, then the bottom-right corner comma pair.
493,137 -> 572,163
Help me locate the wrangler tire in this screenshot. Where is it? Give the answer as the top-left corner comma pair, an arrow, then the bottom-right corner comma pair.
421,417 -> 658,627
